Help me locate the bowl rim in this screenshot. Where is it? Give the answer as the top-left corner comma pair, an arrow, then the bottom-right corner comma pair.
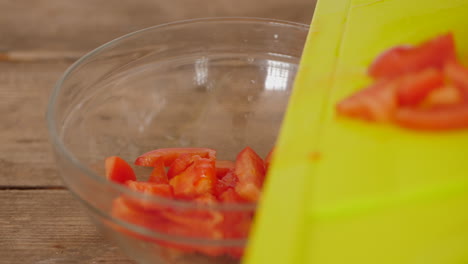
46,16 -> 309,240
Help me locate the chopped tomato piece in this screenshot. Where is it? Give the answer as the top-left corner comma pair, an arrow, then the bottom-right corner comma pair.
107,147 -> 263,257
394,104 -> 468,130
264,147 -> 275,171
111,197 -> 212,250
110,197 -> 175,243
135,148 -> 216,167
112,198 -> 217,255
148,159 -> 168,184
444,61 -> 468,101
234,147 -> 266,202
396,68 -> 445,106
158,210 -> 222,239
105,156 -> 136,184
167,154 -> 199,179
369,33 -> 456,79
126,181 -> 173,198
160,193 -> 223,239
219,189 -> 252,239
214,171 -> 238,197
219,187 -> 245,203
336,80 -> 397,122
339,34 -> 468,131
156,194 -> 226,256
423,85 -> 462,107
111,197 -> 161,227
368,45 -> 412,79
215,160 -> 235,178
169,158 -> 216,199
227,248 -> 245,260
112,197 -> 165,226
124,181 -> 173,211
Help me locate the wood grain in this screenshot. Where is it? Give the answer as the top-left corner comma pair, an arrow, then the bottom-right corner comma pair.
0,61 -> 71,186
0,190 -> 134,264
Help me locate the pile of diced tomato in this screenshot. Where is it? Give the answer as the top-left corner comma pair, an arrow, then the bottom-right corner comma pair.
337,33 -> 468,130
105,147 -> 273,258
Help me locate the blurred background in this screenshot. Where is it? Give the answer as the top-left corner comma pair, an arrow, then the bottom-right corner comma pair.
0,0 -> 315,263
1,0 -> 315,52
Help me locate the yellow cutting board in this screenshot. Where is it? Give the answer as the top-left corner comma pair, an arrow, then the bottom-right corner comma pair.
243,0 -> 468,263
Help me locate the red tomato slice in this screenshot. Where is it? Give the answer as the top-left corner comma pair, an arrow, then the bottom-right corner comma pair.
219,187 -> 245,204
105,156 -> 136,184
160,193 -> 223,239
110,197 -> 196,249
396,68 -> 445,106
219,189 -> 250,259
157,193 -> 226,256
219,188 -> 252,239
112,197 -> 218,256
394,104 -> 468,130
148,159 -> 169,184
368,45 -> 412,79
112,197 -> 164,225
444,61 -> 468,101
111,197 -> 213,251
135,148 -> 216,167
124,181 -> 173,211
111,196 -> 168,232
214,171 -> 238,197
126,181 -> 173,198
167,154 -> 199,179
369,33 -> 456,79
264,147 -> 275,171
215,160 -> 235,178
234,147 -> 266,202
336,80 -> 397,122
169,158 -> 216,199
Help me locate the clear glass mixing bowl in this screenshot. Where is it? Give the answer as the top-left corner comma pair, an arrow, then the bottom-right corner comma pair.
47,17 -> 308,264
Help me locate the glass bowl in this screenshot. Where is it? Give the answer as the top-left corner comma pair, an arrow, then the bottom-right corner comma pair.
47,17 -> 308,264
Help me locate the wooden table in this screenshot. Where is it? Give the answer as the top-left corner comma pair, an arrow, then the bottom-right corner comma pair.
0,1 -> 314,263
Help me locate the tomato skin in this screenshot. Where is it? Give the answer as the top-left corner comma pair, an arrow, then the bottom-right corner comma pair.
369,33 -> 456,79
169,158 -> 216,199
135,148 -> 216,167
148,159 -> 168,184
396,68 -> 445,106
105,156 -> 136,184
234,147 -> 266,202
394,104 -> 468,130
